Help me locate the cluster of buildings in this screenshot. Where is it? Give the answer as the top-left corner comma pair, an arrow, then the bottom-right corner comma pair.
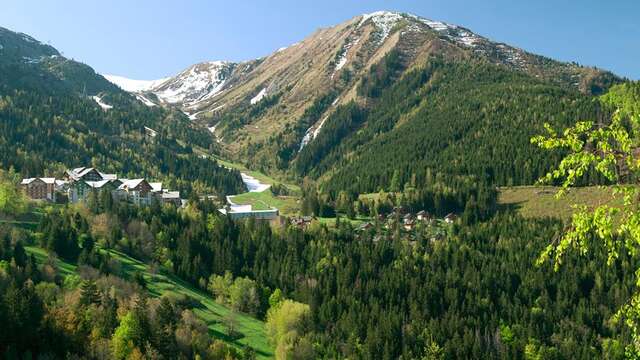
21,167 -> 183,207
357,207 -> 458,232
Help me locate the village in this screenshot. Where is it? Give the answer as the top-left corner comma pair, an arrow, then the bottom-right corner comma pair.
289,205 -> 458,238
20,166 -> 184,207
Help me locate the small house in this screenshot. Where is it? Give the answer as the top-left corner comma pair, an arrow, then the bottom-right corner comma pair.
444,213 -> 458,224
416,210 -> 431,221
403,219 -> 416,231
161,191 -> 182,206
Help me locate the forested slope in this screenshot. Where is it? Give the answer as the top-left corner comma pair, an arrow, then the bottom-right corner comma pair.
0,26 -> 245,196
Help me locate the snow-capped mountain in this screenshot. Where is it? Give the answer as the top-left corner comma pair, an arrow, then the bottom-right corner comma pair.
104,61 -> 238,112
105,10 -> 617,143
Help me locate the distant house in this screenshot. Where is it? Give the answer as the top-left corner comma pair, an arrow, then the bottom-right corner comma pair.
290,216 -> 314,228
144,126 -> 158,138
392,206 -> 407,215
161,191 -> 182,206
118,179 -> 154,206
416,210 -> 431,221
403,213 -> 414,225
21,177 -> 56,201
444,213 -> 458,224
403,219 -> 416,231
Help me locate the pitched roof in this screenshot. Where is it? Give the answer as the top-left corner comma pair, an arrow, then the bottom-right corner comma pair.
150,182 -> 162,192
100,172 -> 117,180
85,180 -> 111,189
21,177 -> 55,185
67,167 -> 116,181
118,178 -> 148,190
161,191 -> 180,199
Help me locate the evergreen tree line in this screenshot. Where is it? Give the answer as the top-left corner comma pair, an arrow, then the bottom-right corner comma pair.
22,194 -> 635,359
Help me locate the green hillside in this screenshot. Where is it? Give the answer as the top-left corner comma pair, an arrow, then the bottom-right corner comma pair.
0,26 -> 245,197
25,245 -> 273,358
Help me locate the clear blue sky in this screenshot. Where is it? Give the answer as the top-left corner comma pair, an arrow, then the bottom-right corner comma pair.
1,0 -> 637,80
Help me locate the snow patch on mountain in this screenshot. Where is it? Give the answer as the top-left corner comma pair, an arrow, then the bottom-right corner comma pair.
241,173 -> 270,192
299,115 -> 329,152
139,61 -> 234,106
331,37 -> 359,79
250,88 -> 268,105
92,96 -> 113,110
358,12 -> 484,49
135,94 -> 156,107
359,11 -> 403,43
103,75 -> 169,92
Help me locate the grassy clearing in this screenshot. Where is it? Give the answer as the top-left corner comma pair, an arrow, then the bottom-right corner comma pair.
26,246 -> 78,276
317,215 -> 371,227
229,190 -> 300,216
498,186 -> 621,221
24,245 -> 273,359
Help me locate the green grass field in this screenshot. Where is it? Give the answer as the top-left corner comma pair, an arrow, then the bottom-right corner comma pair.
25,245 -> 273,358
229,190 -> 300,215
498,186 -> 621,221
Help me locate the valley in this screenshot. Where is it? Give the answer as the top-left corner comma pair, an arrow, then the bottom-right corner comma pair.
0,6 -> 639,360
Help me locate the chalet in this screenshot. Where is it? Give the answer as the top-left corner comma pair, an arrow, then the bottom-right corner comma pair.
403,213 -> 414,225
403,219 -> 416,231
416,210 -> 431,221
21,177 -> 56,201
118,179 -> 154,206
444,213 -> 458,224
161,191 -> 182,206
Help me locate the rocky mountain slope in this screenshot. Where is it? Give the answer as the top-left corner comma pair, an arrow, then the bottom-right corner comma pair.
106,11 -> 618,153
